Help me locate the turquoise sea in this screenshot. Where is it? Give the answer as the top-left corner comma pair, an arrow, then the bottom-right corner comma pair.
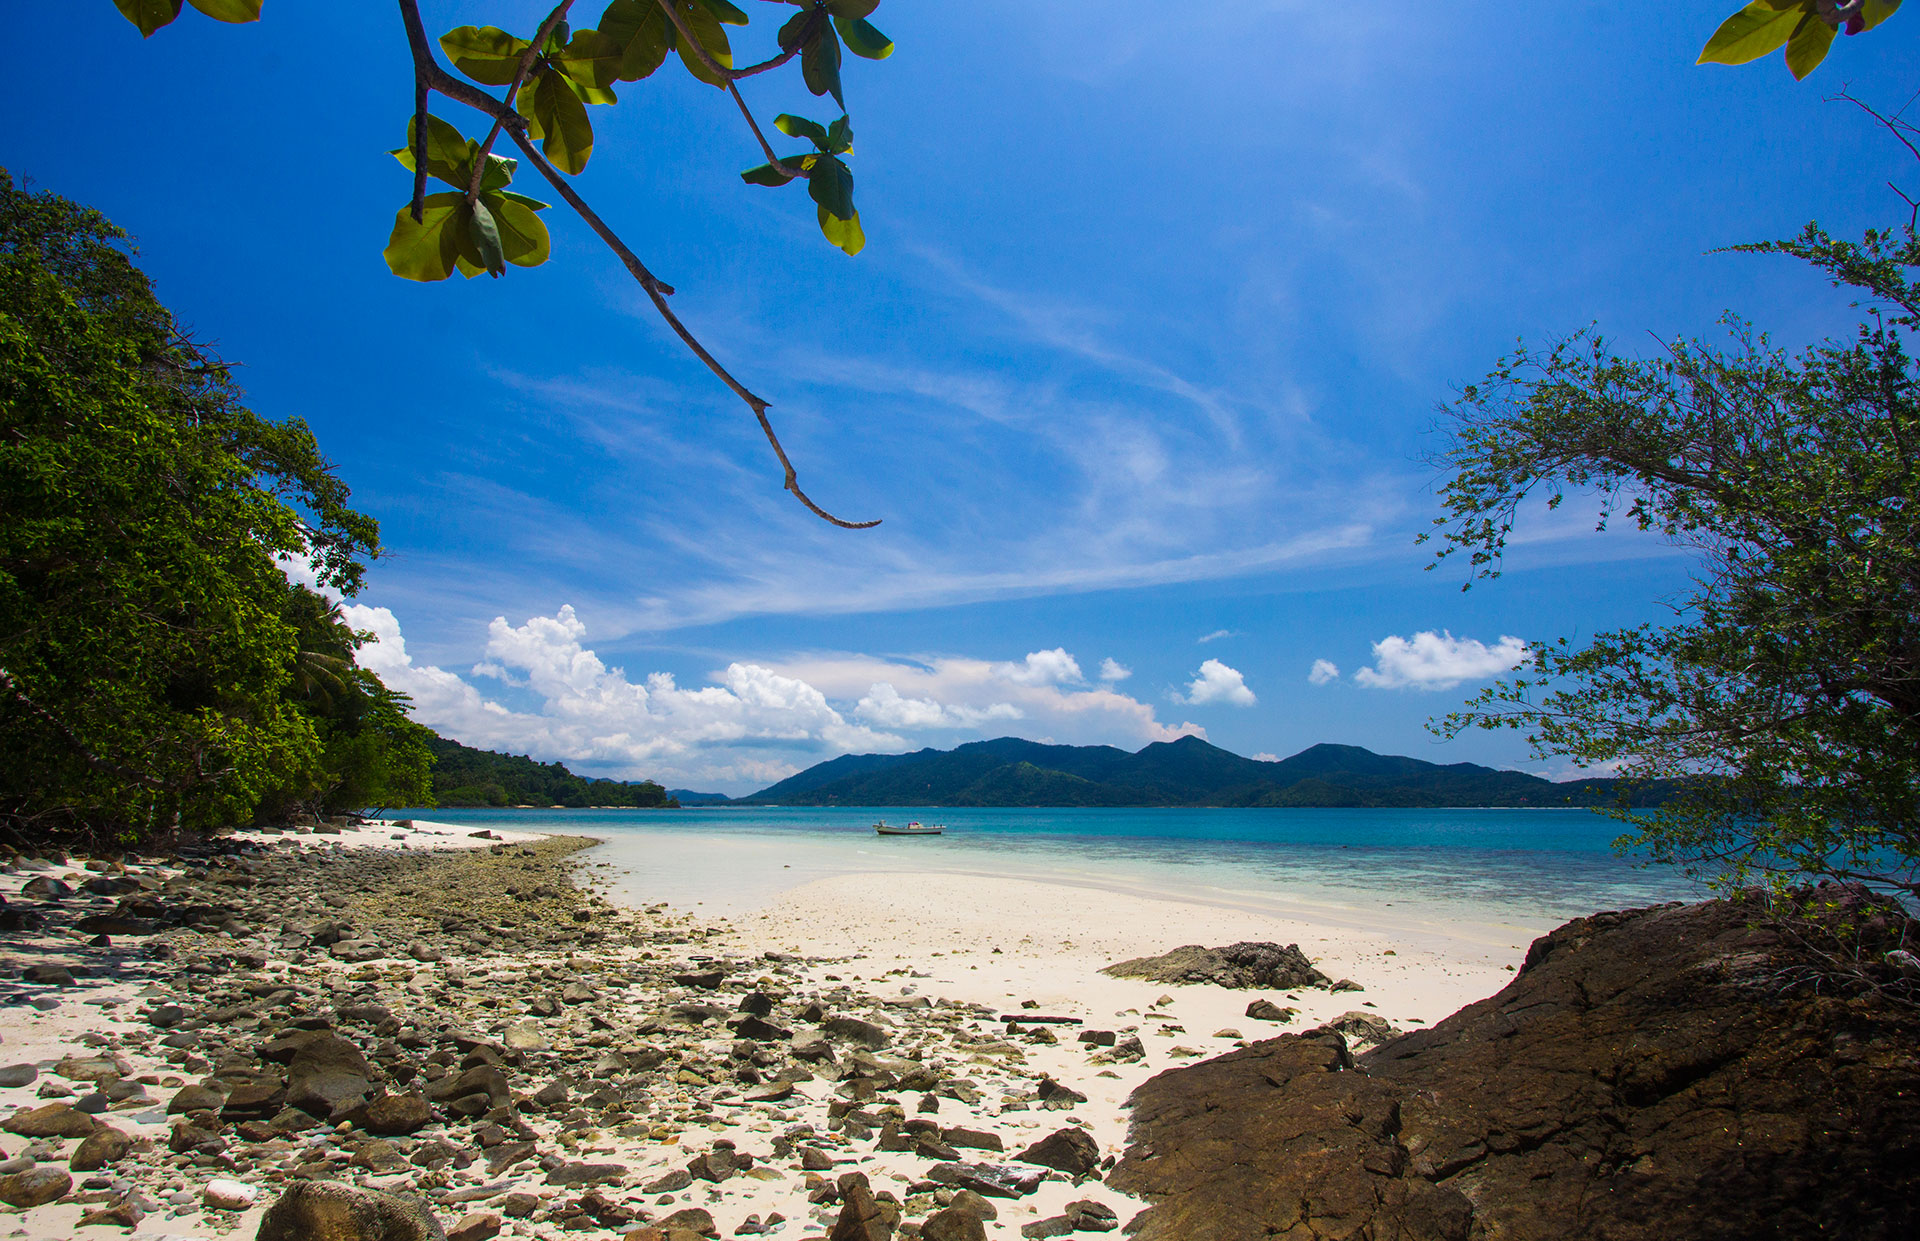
394,805 -> 1706,927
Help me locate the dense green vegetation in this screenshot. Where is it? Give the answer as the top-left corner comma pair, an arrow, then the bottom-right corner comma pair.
1431,215 -> 1920,897
0,173 -> 431,843
427,735 -> 676,808
737,735 -> 1670,809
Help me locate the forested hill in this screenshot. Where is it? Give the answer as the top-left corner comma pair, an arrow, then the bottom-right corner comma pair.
427,737 -> 676,809
737,735 -> 1670,809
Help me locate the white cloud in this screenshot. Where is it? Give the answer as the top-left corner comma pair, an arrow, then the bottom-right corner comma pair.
1098,658 -> 1132,682
1180,658 -> 1257,707
346,603 -> 904,791
1198,629 -> 1236,644
345,604 -> 1206,792
996,648 -> 1085,686
1252,751 -> 1280,762
770,652 -> 1205,748
1308,658 -> 1340,685
1353,630 -> 1530,691
855,683 -> 1024,731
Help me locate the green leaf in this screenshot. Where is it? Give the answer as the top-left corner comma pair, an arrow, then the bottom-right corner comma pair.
694,0 -> 751,26
390,114 -> 486,191
1858,0 -> 1901,32
523,69 -> 596,174
801,22 -> 844,107
774,113 -> 831,148
826,115 -> 852,154
776,9 -> 813,51
817,203 -> 864,256
439,25 -> 531,86
740,159 -> 806,186
485,193 -> 554,268
494,190 -> 550,211
383,192 -> 466,282
112,0 -> 184,37
807,153 -> 855,222
1784,11 -> 1835,78
833,15 -> 893,60
599,0 -> 673,80
1698,2 -> 1806,65
465,197 -> 507,278
553,28 -> 624,93
673,0 -> 735,87
186,0 -> 262,21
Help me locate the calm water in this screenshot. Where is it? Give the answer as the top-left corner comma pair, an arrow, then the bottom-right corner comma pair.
394,805 -> 1705,925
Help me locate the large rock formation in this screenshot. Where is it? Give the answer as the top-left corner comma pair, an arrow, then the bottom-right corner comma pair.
1110,897 -> 1920,1240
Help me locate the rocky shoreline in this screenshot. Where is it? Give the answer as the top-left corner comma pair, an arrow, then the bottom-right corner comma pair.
0,830 -> 1224,1239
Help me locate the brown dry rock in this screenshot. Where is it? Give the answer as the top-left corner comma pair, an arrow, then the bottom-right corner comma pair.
1110,897 -> 1920,1241
255,1179 -> 447,1241
1103,941 -> 1330,990
0,1165 -> 71,1208
68,1123 -> 132,1171
3,1102 -> 95,1138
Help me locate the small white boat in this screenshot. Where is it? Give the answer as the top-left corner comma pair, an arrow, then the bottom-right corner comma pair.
874,820 -> 943,836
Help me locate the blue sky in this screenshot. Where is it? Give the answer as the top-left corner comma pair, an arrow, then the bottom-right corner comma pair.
16,3 -> 1917,791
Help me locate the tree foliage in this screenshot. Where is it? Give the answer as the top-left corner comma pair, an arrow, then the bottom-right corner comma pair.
107,0 -> 891,528
1699,0 -> 1901,80
1426,220 -> 1920,898
0,172 -> 421,842
427,735 -> 675,808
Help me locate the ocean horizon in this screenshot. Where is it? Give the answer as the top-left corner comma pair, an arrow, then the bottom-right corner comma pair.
390,804 -> 1707,928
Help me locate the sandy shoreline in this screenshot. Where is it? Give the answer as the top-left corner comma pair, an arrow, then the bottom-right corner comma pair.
0,819 -> 1562,1240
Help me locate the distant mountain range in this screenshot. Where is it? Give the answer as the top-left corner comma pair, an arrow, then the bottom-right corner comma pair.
728,735 -> 1668,809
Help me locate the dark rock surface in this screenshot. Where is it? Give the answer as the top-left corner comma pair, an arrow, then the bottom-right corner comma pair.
1102,941 -> 1331,990
1110,898 -> 1920,1241
256,1179 -> 448,1240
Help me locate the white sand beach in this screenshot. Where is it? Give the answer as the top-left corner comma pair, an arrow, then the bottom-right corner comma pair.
0,823 -> 1566,1240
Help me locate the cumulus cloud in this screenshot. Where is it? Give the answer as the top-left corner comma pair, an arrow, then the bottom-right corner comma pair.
344,606 -> 1206,791
997,648 -> 1085,686
1353,630 -> 1530,691
1198,628 -> 1236,644
1252,751 -> 1280,762
1099,658 -> 1132,682
855,683 -> 1024,730
346,603 -> 903,790
1180,658 -> 1257,707
1308,658 -> 1340,685
771,652 -> 1205,747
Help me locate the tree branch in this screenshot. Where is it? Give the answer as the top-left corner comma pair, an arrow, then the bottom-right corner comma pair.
728,81 -> 801,179
652,0 -> 818,84
469,2 -> 575,204
506,130 -> 879,529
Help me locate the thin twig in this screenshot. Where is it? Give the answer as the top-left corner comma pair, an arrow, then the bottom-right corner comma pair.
411,75 -> 429,222
652,0 -> 817,84
399,0 -> 874,529
728,81 -> 801,179
507,131 -> 878,529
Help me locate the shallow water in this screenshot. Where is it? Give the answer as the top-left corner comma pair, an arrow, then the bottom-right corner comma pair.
396,805 -> 1705,925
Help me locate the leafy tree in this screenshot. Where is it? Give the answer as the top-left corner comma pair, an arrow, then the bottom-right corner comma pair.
0,171 -> 388,843
108,0 -> 890,529
1425,213 -> 1920,900
263,585 -> 436,817
1699,0 -> 1902,79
